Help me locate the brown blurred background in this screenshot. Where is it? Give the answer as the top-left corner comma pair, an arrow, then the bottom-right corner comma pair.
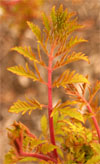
0,0 -> 100,163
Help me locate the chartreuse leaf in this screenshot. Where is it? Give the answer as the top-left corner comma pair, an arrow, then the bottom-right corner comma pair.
12,46 -> 39,63
19,157 -> 37,162
61,121 -> 86,141
51,6 -> 56,27
7,63 -> 38,81
52,106 -> 84,123
23,136 -> 45,152
27,21 -> 42,41
60,107 -> 84,123
53,52 -> 89,69
41,115 -> 48,137
53,69 -> 89,88
61,52 -> 89,66
40,143 -> 57,155
42,12 -> 51,32
66,36 -> 87,50
8,98 -> 42,115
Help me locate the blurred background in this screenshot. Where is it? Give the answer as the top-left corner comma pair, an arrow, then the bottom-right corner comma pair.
0,0 -> 100,163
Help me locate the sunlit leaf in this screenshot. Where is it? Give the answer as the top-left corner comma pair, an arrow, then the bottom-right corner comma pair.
12,46 -> 39,63
53,69 -> 89,88
27,21 -> 42,41
42,12 -> 51,32
7,63 -> 38,81
41,115 -> 48,137
40,143 -> 57,154
9,98 -> 42,115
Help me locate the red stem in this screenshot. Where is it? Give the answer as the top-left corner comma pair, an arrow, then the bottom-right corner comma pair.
20,151 -> 57,163
15,133 -> 57,163
86,102 -> 100,143
48,44 -> 58,159
80,96 -> 100,143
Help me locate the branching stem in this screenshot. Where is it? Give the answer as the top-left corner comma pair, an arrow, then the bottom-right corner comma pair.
74,91 -> 100,143
20,151 -> 57,163
83,98 -> 100,143
15,132 -> 57,163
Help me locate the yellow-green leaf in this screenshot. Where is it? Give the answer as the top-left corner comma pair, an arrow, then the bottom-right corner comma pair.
41,115 -> 48,136
53,69 -> 89,88
12,46 -> 39,63
60,107 -> 84,123
40,143 -> 57,154
7,64 -> 38,81
51,6 -> 56,26
66,36 -> 87,50
63,52 -> 89,65
27,21 -> 42,41
42,13 -> 51,32
9,98 -> 42,115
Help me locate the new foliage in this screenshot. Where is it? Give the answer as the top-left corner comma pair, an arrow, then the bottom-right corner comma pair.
4,5 -> 100,164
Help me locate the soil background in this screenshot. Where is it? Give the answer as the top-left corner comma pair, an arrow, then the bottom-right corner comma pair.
0,0 -> 100,163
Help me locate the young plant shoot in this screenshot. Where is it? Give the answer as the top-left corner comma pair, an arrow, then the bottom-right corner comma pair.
4,5 -> 100,164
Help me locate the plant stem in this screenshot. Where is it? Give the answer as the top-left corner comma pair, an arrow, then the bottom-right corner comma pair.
15,132 -> 57,163
80,96 -> 100,143
86,101 -> 100,143
20,151 -> 57,163
48,44 -> 58,159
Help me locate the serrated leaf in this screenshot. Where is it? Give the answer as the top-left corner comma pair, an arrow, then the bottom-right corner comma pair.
27,138 -> 45,149
41,115 -> 48,136
12,46 -> 39,63
51,6 -> 56,26
51,100 -> 77,117
62,52 -> 89,66
66,36 -> 87,50
9,98 -> 42,115
42,12 -> 51,32
53,69 -> 89,88
59,100 -> 77,108
61,121 -> 86,139
54,106 -> 84,123
60,107 -> 84,122
27,21 -> 42,41
7,63 -> 38,81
